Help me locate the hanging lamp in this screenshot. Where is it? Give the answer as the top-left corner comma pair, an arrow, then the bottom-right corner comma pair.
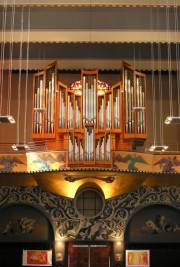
164,2 -> 180,124
0,0 -> 15,123
149,6 -> 168,152
12,6 -> 30,151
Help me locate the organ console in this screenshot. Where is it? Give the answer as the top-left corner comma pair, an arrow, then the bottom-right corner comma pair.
32,62 -> 147,166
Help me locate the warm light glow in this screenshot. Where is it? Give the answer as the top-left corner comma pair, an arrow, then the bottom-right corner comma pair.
57,241 -> 63,247
117,241 -> 122,246
69,80 -> 111,96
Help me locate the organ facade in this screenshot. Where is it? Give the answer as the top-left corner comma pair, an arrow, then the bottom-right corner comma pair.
32,61 -> 147,166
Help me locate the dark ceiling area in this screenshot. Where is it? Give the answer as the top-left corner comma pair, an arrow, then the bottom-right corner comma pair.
0,2 -> 180,71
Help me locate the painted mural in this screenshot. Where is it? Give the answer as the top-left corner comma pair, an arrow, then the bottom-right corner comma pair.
1,151 -> 180,173
112,151 -> 180,173
0,155 -> 26,172
153,156 -> 180,173
0,151 -> 67,173
26,151 -> 67,172
113,153 -> 149,171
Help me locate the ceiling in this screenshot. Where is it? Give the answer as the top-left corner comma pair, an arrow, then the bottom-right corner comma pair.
0,0 -> 180,71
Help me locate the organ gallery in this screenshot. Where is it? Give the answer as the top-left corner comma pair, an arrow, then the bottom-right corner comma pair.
32,61 -> 147,166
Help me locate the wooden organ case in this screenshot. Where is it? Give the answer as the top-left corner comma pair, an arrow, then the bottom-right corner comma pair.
32,61 -> 57,139
32,62 -> 147,166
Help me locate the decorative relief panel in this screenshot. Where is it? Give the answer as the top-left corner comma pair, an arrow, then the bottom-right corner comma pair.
0,186 -> 179,241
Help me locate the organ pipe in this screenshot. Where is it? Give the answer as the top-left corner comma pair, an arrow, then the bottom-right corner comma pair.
98,96 -> 104,129
106,93 -> 112,129
59,87 -> 66,128
113,87 -> 120,129
82,73 -> 97,126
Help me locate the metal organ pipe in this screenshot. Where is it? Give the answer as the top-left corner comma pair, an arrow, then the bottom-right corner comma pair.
83,76 -> 97,124
94,79 -> 96,124
139,85 -> 143,133
74,137 -> 78,161
51,73 -> 55,133
131,86 -> 134,132
68,133 -> 73,161
128,79 -> 132,133
59,89 -> 66,128
136,78 -> 140,134
98,97 -> 104,129
68,94 -> 73,129
82,76 -> 86,125
106,94 -> 112,129
114,89 -> 120,129
100,137 -> 105,161
39,80 -> 43,133
85,127 -> 94,161
104,134 -> 110,161
75,98 -> 81,129
125,70 -> 129,133
142,90 -> 145,133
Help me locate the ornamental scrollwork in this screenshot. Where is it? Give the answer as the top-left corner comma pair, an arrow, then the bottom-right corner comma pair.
0,186 -> 179,241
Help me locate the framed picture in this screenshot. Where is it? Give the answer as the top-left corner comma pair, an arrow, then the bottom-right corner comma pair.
126,250 -> 150,267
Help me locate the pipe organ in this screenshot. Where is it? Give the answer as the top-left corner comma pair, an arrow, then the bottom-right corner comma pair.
32,61 -> 147,166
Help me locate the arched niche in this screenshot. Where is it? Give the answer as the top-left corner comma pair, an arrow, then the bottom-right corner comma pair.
0,203 -> 54,243
124,204 -> 180,244
0,204 -> 55,267
124,204 -> 180,267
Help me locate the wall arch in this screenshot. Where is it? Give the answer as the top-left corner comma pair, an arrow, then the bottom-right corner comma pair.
0,203 -> 54,243
124,203 -> 180,243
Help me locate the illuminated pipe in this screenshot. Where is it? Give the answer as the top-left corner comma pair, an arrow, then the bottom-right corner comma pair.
39,80 -> 43,109
44,89 -> 48,133
96,141 -> 99,160
131,86 -> 134,132
136,78 -> 140,133
83,76 -> 85,126
51,95 -> 54,133
47,82 -> 51,133
85,82 -> 88,122
106,134 -> 110,161
115,90 -> 119,128
139,85 -> 143,133
51,73 -> 55,133
125,70 -> 128,133
68,95 -> 70,128
142,90 -> 145,133
128,79 -> 132,133
94,78 -> 96,124
101,98 -> 104,128
59,90 -> 62,128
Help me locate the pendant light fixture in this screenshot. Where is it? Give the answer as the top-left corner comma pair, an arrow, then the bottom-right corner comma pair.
12,5 -> 31,151
0,0 -> 15,123
149,5 -> 168,152
164,1 -> 180,124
